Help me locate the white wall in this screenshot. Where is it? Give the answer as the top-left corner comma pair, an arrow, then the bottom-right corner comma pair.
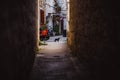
58,0 -> 67,30
45,0 -> 55,28
45,0 -> 67,31
45,0 -> 54,16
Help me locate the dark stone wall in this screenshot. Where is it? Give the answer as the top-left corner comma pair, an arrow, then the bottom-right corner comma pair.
68,0 -> 120,79
0,0 -> 38,80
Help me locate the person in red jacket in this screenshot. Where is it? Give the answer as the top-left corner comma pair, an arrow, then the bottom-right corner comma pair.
40,25 -> 49,41
41,28 -> 48,37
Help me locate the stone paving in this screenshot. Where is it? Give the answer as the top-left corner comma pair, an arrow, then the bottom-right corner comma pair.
30,36 -> 91,80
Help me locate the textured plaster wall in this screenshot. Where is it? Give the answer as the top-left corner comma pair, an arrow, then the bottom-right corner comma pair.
0,0 -> 38,80
68,0 -> 120,79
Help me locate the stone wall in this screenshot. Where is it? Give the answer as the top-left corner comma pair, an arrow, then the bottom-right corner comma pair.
0,0 -> 38,80
68,0 -> 120,79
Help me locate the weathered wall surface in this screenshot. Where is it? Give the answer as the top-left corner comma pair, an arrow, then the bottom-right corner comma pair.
0,0 -> 38,80
68,0 -> 120,79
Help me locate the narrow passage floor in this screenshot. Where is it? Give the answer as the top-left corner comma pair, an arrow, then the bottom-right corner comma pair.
30,36 -> 90,80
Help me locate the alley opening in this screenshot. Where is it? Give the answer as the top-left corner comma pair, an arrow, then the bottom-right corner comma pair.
37,0 -> 70,48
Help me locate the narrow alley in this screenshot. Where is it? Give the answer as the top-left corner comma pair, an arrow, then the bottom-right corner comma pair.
30,36 -> 90,80
1,0 -> 120,80
30,36 -> 78,80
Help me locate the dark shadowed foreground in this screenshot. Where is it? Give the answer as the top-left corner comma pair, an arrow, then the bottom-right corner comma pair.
29,37 -> 96,80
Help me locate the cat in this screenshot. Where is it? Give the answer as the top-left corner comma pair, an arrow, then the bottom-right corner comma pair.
54,37 -> 60,42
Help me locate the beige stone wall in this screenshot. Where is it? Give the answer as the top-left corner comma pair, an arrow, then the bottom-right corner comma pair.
68,0 -> 120,79
0,0 -> 38,80
69,0 -> 120,60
